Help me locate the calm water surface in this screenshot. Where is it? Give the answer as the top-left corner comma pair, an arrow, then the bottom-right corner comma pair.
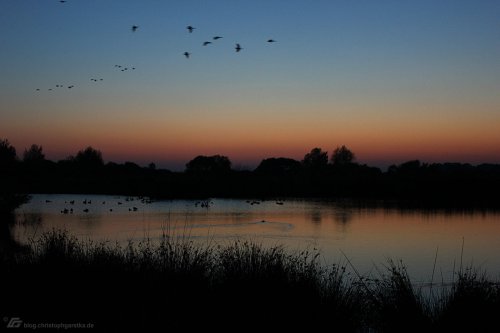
14,194 -> 500,283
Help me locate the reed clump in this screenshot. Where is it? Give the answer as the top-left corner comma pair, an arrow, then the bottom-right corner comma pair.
2,230 -> 499,332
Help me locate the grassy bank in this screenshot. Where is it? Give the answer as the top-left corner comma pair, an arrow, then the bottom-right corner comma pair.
2,230 -> 499,332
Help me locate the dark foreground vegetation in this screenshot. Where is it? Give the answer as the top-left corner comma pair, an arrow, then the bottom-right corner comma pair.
2,230 -> 500,332
2,139 -> 500,207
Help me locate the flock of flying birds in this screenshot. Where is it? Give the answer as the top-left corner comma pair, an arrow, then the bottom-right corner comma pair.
181,25 -> 277,59
35,2 -> 278,92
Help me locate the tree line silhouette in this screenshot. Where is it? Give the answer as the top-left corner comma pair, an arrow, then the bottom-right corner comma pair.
2,138 -> 500,207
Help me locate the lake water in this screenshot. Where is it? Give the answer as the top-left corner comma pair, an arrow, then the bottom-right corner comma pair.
13,194 -> 500,283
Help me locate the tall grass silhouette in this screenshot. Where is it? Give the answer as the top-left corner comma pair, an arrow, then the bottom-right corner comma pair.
2,230 -> 499,331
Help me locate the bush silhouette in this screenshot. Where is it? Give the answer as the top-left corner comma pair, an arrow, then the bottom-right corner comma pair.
255,157 -> 301,175
185,155 -> 231,174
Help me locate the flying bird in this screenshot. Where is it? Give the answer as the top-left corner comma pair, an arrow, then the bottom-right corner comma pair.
203,41 -> 212,46
186,26 -> 195,33
235,43 -> 242,52
131,25 -> 139,32
267,39 -> 277,43
36,88 -> 40,91
213,36 -> 223,40
183,52 -> 191,59
59,1 -> 66,3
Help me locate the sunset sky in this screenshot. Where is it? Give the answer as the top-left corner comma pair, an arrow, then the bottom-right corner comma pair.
1,0 -> 499,170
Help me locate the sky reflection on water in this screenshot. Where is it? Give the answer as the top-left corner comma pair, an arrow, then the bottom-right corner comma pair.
14,194 -> 500,283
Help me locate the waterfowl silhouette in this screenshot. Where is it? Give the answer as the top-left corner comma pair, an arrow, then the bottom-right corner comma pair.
267,39 -> 276,43
183,52 -> 191,59
131,25 -> 139,32
203,41 -> 212,46
187,26 -> 195,33
235,43 -> 242,52
213,36 -> 223,40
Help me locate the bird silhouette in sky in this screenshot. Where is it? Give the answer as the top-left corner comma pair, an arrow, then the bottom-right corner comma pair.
59,1 -> 66,3
31,20 -> 280,96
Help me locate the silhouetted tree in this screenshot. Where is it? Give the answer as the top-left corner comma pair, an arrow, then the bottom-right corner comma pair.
0,139 -> 17,169
123,162 -> 140,170
255,157 -> 301,174
23,144 -> 45,163
331,145 -> 355,166
185,155 -> 231,174
302,148 -> 328,169
388,160 -> 422,174
74,146 -> 104,168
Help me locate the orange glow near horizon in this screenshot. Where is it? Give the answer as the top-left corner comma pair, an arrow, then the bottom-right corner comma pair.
4,101 -> 500,169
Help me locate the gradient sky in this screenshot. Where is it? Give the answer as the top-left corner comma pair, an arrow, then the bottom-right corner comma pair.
1,0 -> 499,170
